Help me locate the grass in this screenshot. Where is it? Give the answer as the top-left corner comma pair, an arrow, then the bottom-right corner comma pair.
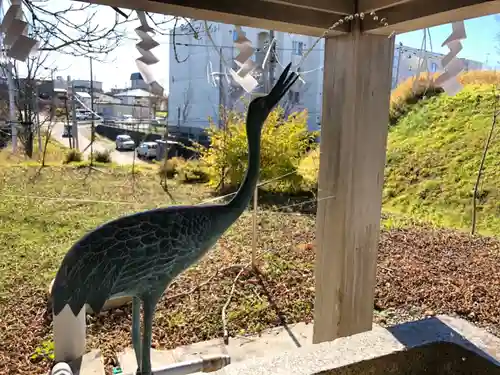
3,72 -> 500,373
0,136 -> 67,166
0,166 -> 212,372
385,83 -> 500,234
0,165 -> 425,374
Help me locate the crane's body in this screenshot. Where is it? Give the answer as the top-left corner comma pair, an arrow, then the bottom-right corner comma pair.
52,64 -> 298,375
52,204 -> 235,317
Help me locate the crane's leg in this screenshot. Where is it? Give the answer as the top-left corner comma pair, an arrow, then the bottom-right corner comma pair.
141,296 -> 156,375
132,296 -> 142,374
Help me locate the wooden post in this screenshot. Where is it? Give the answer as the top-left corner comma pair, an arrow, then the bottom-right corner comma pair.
313,24 -> 395,344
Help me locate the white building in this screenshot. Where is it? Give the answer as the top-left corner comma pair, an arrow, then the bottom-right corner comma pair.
168,22 -> 486,131
168,22 -> 324,131
130,72 -> 149,91
392,43 -> 483,89
113,88 -> 152,106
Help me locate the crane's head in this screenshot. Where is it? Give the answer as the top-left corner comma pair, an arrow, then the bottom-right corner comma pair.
247,63 -> 299,131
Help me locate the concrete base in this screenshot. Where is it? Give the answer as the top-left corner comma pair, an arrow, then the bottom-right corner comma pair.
201,315 -> 500,375
118,322 -> 319,374
60,349 -> 105,375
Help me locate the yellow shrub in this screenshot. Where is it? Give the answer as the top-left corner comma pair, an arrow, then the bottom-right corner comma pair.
64,149 -> 83,164
297,147 -> 320,191
390,71 -> 500,124
158,156 -> 185,179
176,159 -> 209,183
199,106 -> 316,193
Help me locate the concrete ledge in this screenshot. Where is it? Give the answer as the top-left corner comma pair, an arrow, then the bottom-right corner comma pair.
200,315 -> 500,375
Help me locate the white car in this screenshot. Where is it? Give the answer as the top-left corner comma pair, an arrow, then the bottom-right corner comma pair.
136,142 -> 158,159
122,115 -> 135,124
115,134 -> 135,151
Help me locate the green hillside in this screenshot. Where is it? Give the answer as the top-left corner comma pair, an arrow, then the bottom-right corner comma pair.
384,84 -> 500,234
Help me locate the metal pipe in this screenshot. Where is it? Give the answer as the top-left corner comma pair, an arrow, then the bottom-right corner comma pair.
51,354 -> 230,375
123,354 -> 231,375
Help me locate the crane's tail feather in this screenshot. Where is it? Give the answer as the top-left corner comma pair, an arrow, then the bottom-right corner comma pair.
52,263 -> 119,317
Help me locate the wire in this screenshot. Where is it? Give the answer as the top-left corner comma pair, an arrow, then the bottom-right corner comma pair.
0,169 -> 307,207
174,41 -> 325,52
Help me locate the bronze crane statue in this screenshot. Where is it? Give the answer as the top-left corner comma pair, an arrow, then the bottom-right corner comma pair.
51,63 -> 299,375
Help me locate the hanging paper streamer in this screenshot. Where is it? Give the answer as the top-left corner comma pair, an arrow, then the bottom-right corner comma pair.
0,2 -> 39,61
135,11 -> 164,96
434,21 -> 467,96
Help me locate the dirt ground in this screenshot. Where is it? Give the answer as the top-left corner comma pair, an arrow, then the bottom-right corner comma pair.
1,216 -> 500,374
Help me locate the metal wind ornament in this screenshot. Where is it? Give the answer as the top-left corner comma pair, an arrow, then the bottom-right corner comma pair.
204,11 -> 389,96
0,1 -> 38,61
134,11 -> 164,96
51,64 -> 299,375
434,21 -> 467,96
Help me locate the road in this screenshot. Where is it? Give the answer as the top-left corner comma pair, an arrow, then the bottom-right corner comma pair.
51,122 -> 145,165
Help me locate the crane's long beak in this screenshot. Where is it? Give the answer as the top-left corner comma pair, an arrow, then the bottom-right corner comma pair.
267,62 -> 299,107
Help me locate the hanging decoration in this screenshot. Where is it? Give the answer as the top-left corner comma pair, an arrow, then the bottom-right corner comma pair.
434,21 -> 467,96
0,1 -> 39,61
229,26 -> 259,93
134,11 -> 164,96
203,12 -> 389,95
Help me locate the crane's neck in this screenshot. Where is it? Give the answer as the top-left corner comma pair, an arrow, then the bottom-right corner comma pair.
226,119 -> 261,218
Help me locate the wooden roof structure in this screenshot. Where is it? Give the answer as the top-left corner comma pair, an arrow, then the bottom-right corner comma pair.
78,0 -> 500,356
93,0 -> 500,36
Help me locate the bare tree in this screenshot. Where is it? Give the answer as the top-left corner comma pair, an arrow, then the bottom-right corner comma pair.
21,1 -> 187,58
0,43 -> 55,158
181,83 -> 193,125
472,87 -> 500,235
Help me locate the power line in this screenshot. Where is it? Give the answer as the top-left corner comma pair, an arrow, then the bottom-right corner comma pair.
173,42 -> 325,52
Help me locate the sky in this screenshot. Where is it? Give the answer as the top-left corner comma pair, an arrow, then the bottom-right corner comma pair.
8,0 -> 500,94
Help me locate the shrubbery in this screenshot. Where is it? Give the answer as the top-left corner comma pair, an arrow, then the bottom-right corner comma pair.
297,148 -> 319,191
158,157 -> 184,179
198,107 -> 317,193
158,156 -> 209,184
64,149 -> 83,164
390,71 -> 500,125
91,150 -> 112,163
176,159 -> 209,183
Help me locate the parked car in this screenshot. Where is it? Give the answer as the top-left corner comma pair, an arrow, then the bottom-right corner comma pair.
115,134 -> 135,151
121,115 -> 135,124
103,116 -> 116,125
62,126 -> 72,138
136,141 -> 158,159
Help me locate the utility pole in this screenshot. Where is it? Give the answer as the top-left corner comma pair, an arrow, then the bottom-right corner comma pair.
71,79 -> 78,149
33,83 -> 41,151
268,30 -> 275,92
89,57 -> 94,161
394,43 -> 403,89
7,63 -> 17,152
218,46 -> 225,128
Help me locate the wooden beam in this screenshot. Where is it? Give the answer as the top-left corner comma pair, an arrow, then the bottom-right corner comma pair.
262,0 -> 353,14
313,23 -> 394,344
358,0 -> 413,12
363,0 -> 500,35
86,0 -> 349,36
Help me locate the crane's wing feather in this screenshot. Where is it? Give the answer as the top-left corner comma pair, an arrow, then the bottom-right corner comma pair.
52,205 -> 215,316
